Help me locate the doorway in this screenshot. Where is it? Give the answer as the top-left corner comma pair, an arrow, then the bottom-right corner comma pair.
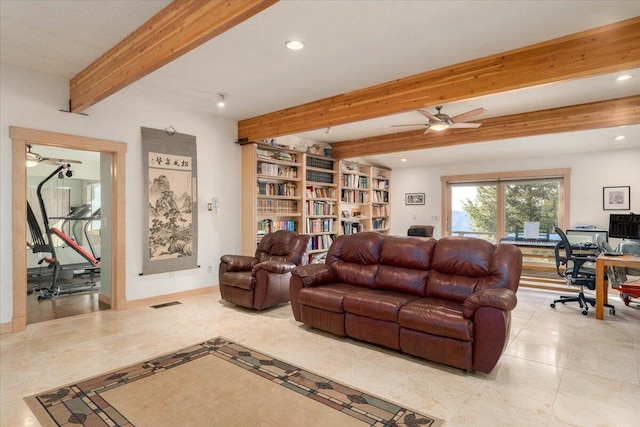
25,145 -> 109,324
10,127 -> 127,332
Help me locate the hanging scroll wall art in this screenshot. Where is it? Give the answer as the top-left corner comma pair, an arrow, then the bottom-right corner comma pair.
141,127 -> 198,275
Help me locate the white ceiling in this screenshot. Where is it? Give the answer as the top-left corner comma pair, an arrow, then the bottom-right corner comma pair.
2,1 -> 639,169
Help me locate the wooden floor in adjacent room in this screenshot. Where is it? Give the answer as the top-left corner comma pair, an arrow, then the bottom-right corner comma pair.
27,286 -> 110,325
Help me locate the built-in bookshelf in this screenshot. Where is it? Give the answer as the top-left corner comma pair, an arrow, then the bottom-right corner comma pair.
242,143 -> 391,255
338,161 -> 391,236
368,167 -> 391,234
242,143 -> 303,254
338,161 -> 371,235
304,154 -> 338,259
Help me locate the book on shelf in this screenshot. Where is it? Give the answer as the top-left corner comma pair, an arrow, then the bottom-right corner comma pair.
309,234 -> 334,251
257,199 -> 298,214
306,185 -> 335,199
273,151 -> 293,162
257,163 -> 298,178
257,218 -> 297,234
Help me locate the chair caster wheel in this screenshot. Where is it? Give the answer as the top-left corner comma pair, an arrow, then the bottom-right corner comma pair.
610,309 -> 615,315
582,310 -> 588,315
550,303 -> 556,308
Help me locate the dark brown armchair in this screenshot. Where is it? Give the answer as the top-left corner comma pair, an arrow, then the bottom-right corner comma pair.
219,230 -> 310,310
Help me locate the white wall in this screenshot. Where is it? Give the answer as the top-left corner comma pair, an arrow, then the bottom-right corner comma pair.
1,63 -> 242,324
391,148 -> 640,242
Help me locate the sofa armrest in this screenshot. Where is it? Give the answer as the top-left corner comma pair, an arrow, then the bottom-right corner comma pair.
291,263 -> 334,287
253,260 -> 296,274
220,255 -> 257,272
463,288 -> 517,319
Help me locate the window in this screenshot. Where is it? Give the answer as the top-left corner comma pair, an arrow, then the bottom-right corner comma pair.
442,169 -> 570,243
86,182 -> 101,231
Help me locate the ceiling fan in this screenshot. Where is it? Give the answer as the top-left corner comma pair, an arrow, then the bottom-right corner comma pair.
26,144 -> 82,168
392,105 -> 486,134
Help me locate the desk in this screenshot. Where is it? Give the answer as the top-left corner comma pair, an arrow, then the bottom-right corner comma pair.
595,254 -> 640,320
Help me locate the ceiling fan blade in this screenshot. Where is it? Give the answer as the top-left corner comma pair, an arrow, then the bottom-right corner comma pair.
391,124 -> 428,127
450,107 -> 486,123
449,122 -> 482,129
423,127 -> 433,135
41,158 -> 83,165
417,109 -> 441,122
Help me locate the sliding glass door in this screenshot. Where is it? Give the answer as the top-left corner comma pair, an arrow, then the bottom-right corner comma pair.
451,183 -> 498,242
443,169 -> 569,243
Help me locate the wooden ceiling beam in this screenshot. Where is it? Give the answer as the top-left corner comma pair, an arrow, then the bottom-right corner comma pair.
238,17 -> 640,141
70,0 -> 278,113
330,96 -> 640,159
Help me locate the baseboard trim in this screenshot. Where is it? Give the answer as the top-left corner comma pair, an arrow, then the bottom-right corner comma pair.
98,293 -> 112,306
0,321 -> 13,334
124,286 -> 217,310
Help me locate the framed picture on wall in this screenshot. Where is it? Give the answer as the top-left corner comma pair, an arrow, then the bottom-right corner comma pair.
603,186 -> 630,210
405,193 -> 425,205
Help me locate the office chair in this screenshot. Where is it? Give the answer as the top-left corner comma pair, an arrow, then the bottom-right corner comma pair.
550,227 -> 615,316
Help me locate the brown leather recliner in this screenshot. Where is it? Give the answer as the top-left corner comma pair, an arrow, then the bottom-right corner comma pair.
219,230 -> 310,310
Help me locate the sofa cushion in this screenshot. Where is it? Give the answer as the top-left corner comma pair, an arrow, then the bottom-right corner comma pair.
426,237 -> 495,302
326,233 -> 383,288
221,271 -> 254,290
297,283 -> 362,313
399,298 -> 472,341
343,289 -> 420,322
425,270 -> 486,304
373,236 -> 435,296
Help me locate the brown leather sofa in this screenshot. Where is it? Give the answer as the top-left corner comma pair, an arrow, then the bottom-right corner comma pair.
290,232 -> 522,373
219,230 -> 310,310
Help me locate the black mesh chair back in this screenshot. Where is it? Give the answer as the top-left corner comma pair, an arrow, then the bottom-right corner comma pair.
550,226 -> 615,315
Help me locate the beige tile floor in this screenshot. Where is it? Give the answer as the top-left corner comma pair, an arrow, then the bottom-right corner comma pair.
1,287 -> 639,426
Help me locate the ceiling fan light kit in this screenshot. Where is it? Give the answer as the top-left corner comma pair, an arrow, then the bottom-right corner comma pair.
430,122 -> 449,131
26,144 -> 40,167
392,105 -> 486,134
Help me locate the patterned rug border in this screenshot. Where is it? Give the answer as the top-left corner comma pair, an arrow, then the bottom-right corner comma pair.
25,336 -> 442,427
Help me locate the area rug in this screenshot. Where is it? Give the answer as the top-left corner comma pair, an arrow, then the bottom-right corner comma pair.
25,337 -> 442,427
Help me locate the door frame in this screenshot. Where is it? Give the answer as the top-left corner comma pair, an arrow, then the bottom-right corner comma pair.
11,126 -> 127,332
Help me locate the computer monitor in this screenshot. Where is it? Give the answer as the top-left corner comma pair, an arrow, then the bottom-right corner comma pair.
608,214 -> 640,240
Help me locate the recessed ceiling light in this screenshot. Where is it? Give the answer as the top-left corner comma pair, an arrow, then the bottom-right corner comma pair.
285,40 -> 305,50
614,135 -> 626,141
615,75 -> 632,82
400,158 -> 408,162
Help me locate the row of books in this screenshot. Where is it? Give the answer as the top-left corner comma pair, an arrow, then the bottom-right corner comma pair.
342,222 -> 365,235
257,149 -> 296,163
306,157 -> 334,170
306,200 -> 335,216
305,218 -> 335,233
306,170 -> 334,184
372,190 -> 388,203
372,205 -> 389,216
372,178 -> 389,189
258,182 -> 297,197
341,189 -> 369,204
257,219 -> 297,235
372,218 -> 388,230
257,163 -> 298,178
257,199 -> 298,214
341,174 -> 369,189
309,234 -> 335,251
306,185 -> 336,199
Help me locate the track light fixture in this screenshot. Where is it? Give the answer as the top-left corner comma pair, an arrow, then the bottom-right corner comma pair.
217,94 -> 225,108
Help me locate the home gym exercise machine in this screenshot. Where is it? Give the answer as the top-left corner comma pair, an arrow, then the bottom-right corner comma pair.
26,163 -> 101,299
